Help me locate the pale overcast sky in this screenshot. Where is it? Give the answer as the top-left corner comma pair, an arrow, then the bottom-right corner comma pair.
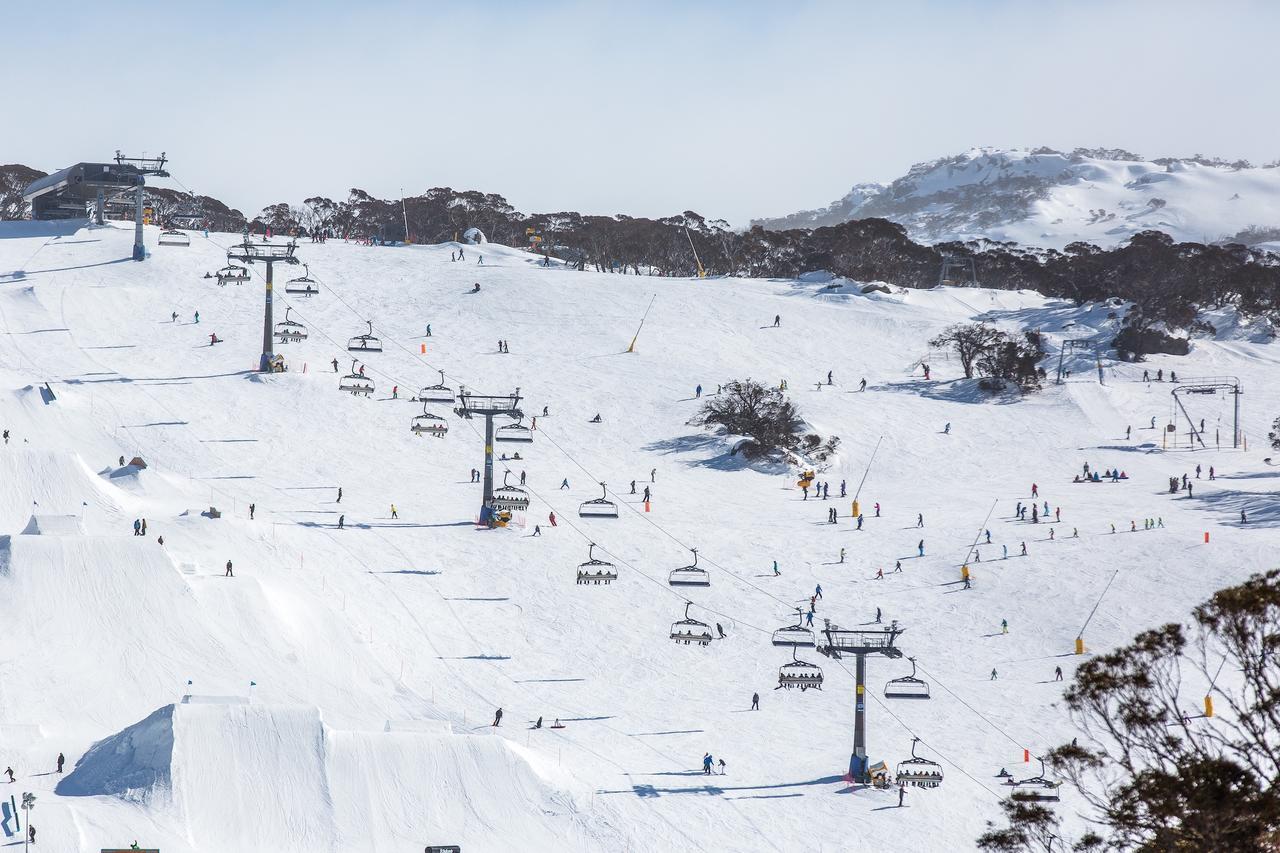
5,1 -> 1277,226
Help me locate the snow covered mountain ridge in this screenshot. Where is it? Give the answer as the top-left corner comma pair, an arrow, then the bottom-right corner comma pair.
752,147 -> 1280,249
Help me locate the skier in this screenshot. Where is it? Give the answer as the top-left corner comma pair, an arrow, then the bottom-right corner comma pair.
985,529 -> 992,544
133,519 -> 141,536
535,717 -> 543,729
425,324 -> 432,337
917,513 -> 924,528
773,560 -> 781,576
338,515 -> 344,529
249,503 -> 255,520
695,384 -> 702,398
703,753 -> 714,775
332,358 -> 339,372
840,480 -> 847,498
472,283 -> 480,293
875,502 -> 881,517
493,708 -> 503,727
561,478 -> 570,489
3,767 -> 12,782
1031,483 -> 1038,498
875,607 -> 882,623
839,547 -> 846,563
391,504 -> 398,519
337,487 -> 343,503
827,370 -> 833,385
943,422 -> 950,434
171,311 -> 177,322
650,467 -> 657,482
815,583 -> 823,600
875,567 -> 884,580
1001,619 -> 1009,635
549,512 -> 557,527
225,560 -> 233,577
630,480 -> 636,494
856,514 -> 863,530
1242,510 -> 1249,524
1054,666 -> 1064,682
643,486 -> 651,502
209,333 -> 221,345
718,758 -> 727,775
893,560 -> 902,573
1002,544 -> 1008,559
532,525 -> 541,536
751,692 -> 759,711
717,623 -> 726,639
1020,541 -> 1027,556
56,753 -> 64,773
773,314 -> 780,327
392,386 -> 398,399
990,668 -> 998,681
917,540 -> 924,557
898,785 -> 906,807
859,378 -> 867,392
1126,425 -> 1131,440
194,311 -> 200,323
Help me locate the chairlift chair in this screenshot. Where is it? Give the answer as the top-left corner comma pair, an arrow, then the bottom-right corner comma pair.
417,370 -> 454,404
410,402 -> 449,437
284,264 -> 320,297
1008,758 -> 1061,802
347,320 -> 382,353
495,419 -> 534,443
668,548 -> 710,587
895,738 -> 944,788
777,646 -> 824,690
578,482 -> 619,518
273,307 -> 308,344
884,657 -> 931,699
771,622 -> 816,648
670,602 -> 713,646
216,264 -> 250,286
575,543 -> 617,585
492,472 -> 529,512
338,360 -> 375,397
158,229 -> 190,247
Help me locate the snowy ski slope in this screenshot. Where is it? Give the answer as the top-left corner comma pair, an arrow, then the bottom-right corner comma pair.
0,221 -> 1276,851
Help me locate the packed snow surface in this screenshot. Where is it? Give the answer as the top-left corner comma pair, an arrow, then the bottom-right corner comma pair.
0,221 -> 1276,851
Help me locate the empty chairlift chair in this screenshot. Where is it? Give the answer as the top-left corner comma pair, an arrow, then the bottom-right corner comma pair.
1008,758 -> 1060,802
884,656 -> 931,699
495,419 -> 534,443
777,646 -> 824,690
273,307 -> 308,344
575,543 -> 617,585
491,472 -> 529,513
347,320 -> 382,353
771,618 -> 816,648
667,548 -> 710,587
578,482 -> 619,518
284,264 -> 320,297
338,360 -> 375,397
895,738 -> 944,788
158,228 -> 190,247
670,603 -> 713,646
216,264 -> 250,286
410,402 -> 449,437
417,370 -> 454,404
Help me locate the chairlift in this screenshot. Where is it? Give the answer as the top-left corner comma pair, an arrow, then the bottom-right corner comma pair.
575,543 -> 617,585
338,360 -> 374,397
496,419 -> 534,443
578,482 -> 619,518
1008,757 -> 1061,802
284,264 -> 320,297
492,472 -> 529,512
417,370 -> 454,404
777,646 -> 824,690
410,402 -> 449,437
668,548 -> 710,587
347,320 -> 382,353
158,229 -> 190,247
895,738 -> 943,788
884,657 -> 931,699
670,602 -> 713,646
273,307 -> 308,344
216,264 -> 250,286
771,621 -> 816,647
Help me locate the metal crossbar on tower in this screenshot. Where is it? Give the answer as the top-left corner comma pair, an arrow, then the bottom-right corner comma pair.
226,235 -> 300,372
454,388 -> 524,523
816,623 -> 905,783
937,254 -> 977,288
1171,376 -> 1243,449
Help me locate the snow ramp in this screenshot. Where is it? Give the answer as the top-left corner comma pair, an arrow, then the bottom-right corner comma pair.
63,701 -> 623,852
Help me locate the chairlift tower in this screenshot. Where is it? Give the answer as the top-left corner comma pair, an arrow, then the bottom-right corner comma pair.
114,151 -> 169,261
1056,337 -> 1100,384
454,388 -> 523,524
817,623 -> 905,782
937,254 -> 977,288
226,234 -> 300,372
1171,376 -> 1243,449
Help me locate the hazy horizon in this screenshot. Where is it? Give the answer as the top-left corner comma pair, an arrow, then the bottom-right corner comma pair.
7,0 -> 1279,226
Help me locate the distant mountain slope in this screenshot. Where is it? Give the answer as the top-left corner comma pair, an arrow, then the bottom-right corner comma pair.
753,147 -> 1280,249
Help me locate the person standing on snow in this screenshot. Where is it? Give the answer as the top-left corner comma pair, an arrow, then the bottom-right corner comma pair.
492,708 -> 503,727
225,560 -> 234,577
703,753 -> 714,775
917,540 -> 925,557
695,385 -> 702,398
773,560 -> 780,576
56,753 -> 64,773
751,692 -> 759,711
773,315 -> 780,327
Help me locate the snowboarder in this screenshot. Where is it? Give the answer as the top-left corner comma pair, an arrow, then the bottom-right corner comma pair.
225,560 -> 233,577
859,378 -> 867,391
209,333 -> 221,345
3,767 -> 12,783
535,717 -> 543,729
751,692 -> 759,710
943,422 -> 950,434
493,708 -> 503,727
